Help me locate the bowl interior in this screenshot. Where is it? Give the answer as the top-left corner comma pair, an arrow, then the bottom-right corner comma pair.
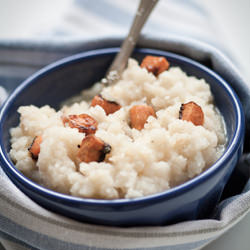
0,48 -> 240,201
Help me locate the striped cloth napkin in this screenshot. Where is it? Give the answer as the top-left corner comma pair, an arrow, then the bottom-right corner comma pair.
0,1 -> 250,250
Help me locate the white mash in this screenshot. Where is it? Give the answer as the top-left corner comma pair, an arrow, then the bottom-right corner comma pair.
9,58 -> 226,199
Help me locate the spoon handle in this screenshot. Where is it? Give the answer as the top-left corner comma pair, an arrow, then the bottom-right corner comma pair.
105,0 -> 159,84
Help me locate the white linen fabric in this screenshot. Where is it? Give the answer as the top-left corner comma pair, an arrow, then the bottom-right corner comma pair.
0,1 -> 250,250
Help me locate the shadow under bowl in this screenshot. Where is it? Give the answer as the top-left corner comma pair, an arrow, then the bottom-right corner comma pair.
0,48 -> 245,226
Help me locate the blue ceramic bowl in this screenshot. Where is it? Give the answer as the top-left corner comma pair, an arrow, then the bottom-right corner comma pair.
0,48 -> 245,226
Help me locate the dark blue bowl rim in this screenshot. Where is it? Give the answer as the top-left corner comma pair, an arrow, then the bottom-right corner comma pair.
0,47 -> 245,206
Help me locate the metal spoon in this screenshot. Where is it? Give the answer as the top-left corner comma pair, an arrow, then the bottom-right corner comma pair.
102,0 -> 159,86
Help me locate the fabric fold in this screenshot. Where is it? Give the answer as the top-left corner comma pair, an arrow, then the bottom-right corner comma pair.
0,35 -> 250,250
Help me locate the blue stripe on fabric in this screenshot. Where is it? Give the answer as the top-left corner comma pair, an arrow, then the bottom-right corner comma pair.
75,0 -> 134,27
74,0 -> 166,35
0,76 -> 26,93
0,214 -> 214,250
0,231 -> 39,250
73,0 -> 217,47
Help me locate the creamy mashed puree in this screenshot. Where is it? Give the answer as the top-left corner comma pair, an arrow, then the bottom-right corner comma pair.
9,57 -> 226,199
